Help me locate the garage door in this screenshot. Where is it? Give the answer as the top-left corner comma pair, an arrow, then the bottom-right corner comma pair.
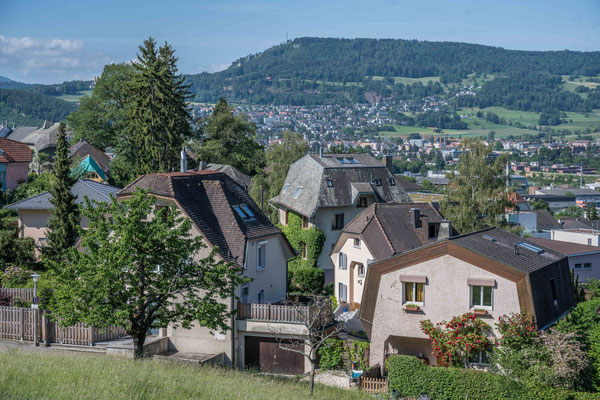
245,336 -> 304,375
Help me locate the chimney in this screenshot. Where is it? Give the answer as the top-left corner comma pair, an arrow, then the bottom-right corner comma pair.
180,148 -> 187,173
410,208 -> 421,228
437,220 -> 452,241
383,154 -> 393,173
199,160 -> 208,170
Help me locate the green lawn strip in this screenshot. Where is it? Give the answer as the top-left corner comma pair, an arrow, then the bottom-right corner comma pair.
0,352 -> 368,400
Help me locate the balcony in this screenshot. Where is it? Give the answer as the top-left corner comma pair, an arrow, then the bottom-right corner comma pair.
237,301 -> 333,326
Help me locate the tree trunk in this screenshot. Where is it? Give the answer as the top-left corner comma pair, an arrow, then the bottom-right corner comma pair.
309,361 -> 316,396
133,333 -> 146,359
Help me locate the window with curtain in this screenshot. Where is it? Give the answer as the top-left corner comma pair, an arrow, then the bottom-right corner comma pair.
404,282 -> 424,304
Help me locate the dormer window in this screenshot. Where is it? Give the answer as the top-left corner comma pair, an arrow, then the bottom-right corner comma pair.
373,178 -> 382,186
292,186 -> 303,199
234,204 -> 256,221
389,178 -> 396,186
326,179 -> 333,187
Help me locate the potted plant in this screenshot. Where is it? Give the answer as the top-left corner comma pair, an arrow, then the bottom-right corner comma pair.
473,308 -> 488,316
404,303 -> 419,312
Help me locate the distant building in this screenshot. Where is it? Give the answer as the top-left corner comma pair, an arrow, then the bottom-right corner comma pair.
0,137 -> 32,191
530,237 -> 600,283
552,229 -> 600,247
8,121 -> 62,171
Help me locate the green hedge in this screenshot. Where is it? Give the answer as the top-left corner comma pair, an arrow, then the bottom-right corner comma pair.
386,355 -> 600,400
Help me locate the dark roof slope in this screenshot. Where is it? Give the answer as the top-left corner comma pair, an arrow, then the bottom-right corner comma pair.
338,202 -> 445,259
5,180 -> 120,210
68,139 -> 110,172
120,171 -> 290,266
529,237 -> 600,255
0,137 -> 32,163
394,176 -> 422,191
204,163 -> 251,190
449,227 -> 564,274
531,209 -> 561,231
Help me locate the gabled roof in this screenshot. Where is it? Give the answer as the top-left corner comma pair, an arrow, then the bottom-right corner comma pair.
333,202 -> 446,260
119,171 -> 294,266
394,176 -> 422,191
532,209 -> 561,231
203,163 -> 251,190
0,137 -> 32,163
7,122 -> 60,152
270,153 -> 411,217
74,155 -> 107,181
68,139 -> 110,172
5,180 -> 120,210
528,237 -> 600,256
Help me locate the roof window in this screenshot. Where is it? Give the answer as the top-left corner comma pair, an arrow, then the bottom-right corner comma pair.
336,157 -> 361,165
293,186 -> 303,199
326,179 -> 333,187
389,178 -> 396,186
373,178 -> 382,186
233,204 -> 256,221
515,242 -> 544,254
482,235 -> 496,242
282,184 -> 290,193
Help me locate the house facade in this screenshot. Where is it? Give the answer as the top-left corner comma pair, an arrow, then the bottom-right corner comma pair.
270,153 -> 410,282
552,229 -> 600,246
118,171 -> 318,374
360,227 -> 574,368
530,237 -> 600,283
0,137 -> 32,191
330,202 -> 449,308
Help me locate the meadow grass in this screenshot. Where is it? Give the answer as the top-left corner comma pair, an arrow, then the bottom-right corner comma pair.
0,351 -> 370,400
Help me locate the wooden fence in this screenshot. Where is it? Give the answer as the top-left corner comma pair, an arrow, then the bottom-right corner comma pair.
237,302 -> 333,325
361,377 -> 388,394
0,306 -> 127,346
0,288 -> 34,306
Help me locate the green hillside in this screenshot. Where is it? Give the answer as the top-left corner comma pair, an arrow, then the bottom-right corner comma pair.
0,89 -> 77,126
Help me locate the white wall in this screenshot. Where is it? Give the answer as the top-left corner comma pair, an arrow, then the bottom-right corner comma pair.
240,236 -> 288,304
552,230 -> 600,246
331,235 -> 375,305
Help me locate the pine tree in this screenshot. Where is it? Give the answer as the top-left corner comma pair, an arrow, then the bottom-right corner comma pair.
46,122 -> 80,261
121,37 -> 191,179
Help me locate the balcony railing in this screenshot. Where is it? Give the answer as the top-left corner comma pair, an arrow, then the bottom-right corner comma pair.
237,301 -> 332,325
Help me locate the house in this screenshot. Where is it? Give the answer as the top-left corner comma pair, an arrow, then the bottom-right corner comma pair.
68,139 -> 110,181
118,171 -> 319,374
5,179 -> 120,250
529,237 -> 600,283
270,153 -> 410,281
0,137 -> 32,191
360,227 -> 574,368
330,203 -> 450,308
7,121 -> 61,170
551,228 -> 600,246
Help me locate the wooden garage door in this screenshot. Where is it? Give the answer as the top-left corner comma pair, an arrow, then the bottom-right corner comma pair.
245,336 -> 304,375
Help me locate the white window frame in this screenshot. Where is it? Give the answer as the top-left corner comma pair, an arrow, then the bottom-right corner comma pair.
338,283 -> 348,302
470,285 -> 493,310
257,289 -> 265,304
357,263 -> 365,278
402,281 -> 424,306
353,238 -> 361,248
257,241 -> 267,271
338,252 -> 347,270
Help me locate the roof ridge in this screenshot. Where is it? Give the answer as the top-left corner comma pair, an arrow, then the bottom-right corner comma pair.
79,179 -> 113,200
4,190 -> 51,208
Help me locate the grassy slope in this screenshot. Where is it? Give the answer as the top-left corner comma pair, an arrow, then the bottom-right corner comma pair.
56,89 -> 93,102
0,352 -> 369,400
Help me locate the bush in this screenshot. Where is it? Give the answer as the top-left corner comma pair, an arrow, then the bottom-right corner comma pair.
317,338 -> 345,370
288,267 -> 324,295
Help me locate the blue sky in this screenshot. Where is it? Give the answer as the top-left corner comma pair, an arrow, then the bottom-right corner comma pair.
1,0 -> 599,84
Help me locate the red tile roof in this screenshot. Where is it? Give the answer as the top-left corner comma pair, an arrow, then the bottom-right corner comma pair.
0,137 -> 32,163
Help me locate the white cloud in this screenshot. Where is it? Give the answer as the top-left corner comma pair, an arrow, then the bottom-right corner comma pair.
0,35 -> 109,81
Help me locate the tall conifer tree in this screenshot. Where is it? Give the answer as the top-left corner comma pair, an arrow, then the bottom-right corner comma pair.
46,122 -> 80,260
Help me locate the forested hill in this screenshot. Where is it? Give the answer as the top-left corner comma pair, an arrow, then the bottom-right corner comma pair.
0,89 -> 77,127
185,37 -> 600,106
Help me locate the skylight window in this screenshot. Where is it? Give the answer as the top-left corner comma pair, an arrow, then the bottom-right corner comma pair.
389,178 -> 396,186
336,157 -> 347,164
326,179 -> 333,187
282,184 -> 290,193
516,242 -> 544,254
293,186 -> 303,199
482,235 -> 496,242
373,178 -> 382,186
241,204 -> 255,218
346,157 -> 360,164
233,204 -> 256,221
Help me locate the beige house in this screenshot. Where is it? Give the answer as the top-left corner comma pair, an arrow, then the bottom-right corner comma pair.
119,171 -> 321,374
5,179 -> 120,251
330,203 -> 450,308
270,153 -> 410,282
360,227 -> 574,369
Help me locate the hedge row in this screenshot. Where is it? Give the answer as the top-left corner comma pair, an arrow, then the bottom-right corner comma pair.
386,355 -> 600,400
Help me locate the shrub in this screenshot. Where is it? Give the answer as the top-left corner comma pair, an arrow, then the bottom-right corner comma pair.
288,267 -> 324,295
317,338 -> 345,370
496,311 -> 538,350
1,266 -> 34,287
347,340 -> 369,370
330,295 -> 338,312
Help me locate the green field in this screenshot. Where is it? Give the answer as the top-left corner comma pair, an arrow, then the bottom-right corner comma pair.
0,351 -> 368,400
56,89 -> 93,103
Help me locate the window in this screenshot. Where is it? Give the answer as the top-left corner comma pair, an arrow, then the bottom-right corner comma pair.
404,282 -> 424,304
357,197 -> 368,207
389,178 -> 396,186
373,178 -> 382,186
575,263 -> 582,269
257,289 -> 265,304
332,213 -> 344,230
302,243 -> 307,259
468,349 -> 491,365
584,263 -> 592,269
357,263 -> 365,278
155,205 -> 170,222
234,204 -> 255,221
0,148 -> 4,156
302,216 -> 309,229
550,279 -> 557,302
338,283 -> 348,302
428,223 -> 438,239
257,242 -> 267,270
588,238 -> 593,246
471,285 -> 492,308
241,204 -> 255,218
282,184 -> 290,193
354,238 -> 361,248
292,186 -> 303,199
326,179 -> 333,187
284,210 -> 289,226
241,285 -> 249,303
0,170 -> 6,191
338,252 -> 347,270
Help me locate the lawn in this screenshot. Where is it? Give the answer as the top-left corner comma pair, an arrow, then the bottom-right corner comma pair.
0,351 -> 369,400
56,89 -> 93,103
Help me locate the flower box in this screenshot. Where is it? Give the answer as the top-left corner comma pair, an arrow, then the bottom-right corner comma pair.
472,309 -> 488,316
404,304 -> 419,312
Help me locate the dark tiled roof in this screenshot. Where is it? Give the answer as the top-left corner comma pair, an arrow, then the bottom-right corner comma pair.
341,202 -> 445,259
119,171 -> 288,266
204,163 -> 251,190
449,227 -> 564,274
528,237 -> 600,255
310,153 -> 384,168
531,209 -> 561,231
394,176 -> 422,191
0,137 -> 32,163
68,139 -> 110,172
5,180 -> 120,210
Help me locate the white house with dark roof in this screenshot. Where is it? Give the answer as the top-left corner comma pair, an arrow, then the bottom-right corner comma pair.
270,153 -> 410,281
